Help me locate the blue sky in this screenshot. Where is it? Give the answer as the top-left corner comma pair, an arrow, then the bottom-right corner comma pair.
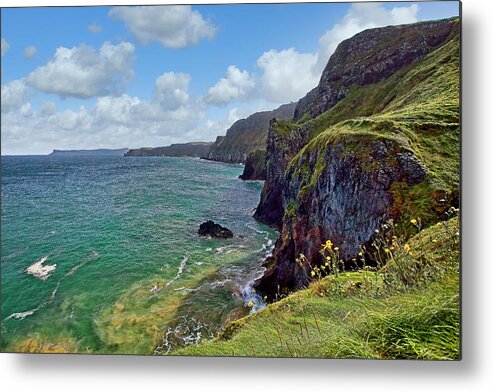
1,1 -> 460,155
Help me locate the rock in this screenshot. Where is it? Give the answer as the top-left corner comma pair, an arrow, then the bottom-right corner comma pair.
294,19 -> 458,121
205,102 -> 296,164
198,220 -> 233,239
239,150 -> 267,180
252,18 -> 460,300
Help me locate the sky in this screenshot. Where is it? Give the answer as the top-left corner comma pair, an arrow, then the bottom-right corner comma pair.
1,1 -> 460,155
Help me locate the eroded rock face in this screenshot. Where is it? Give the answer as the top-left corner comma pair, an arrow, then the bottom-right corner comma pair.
294,20 -> 457,121
255,140 -> 427,297
252,18 -> 459,299
198,220 -> 233,239
239,150 -> 267,181
253,119 -> 311,228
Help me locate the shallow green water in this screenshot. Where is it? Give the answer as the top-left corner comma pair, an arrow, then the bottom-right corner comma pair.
1,156 -> 276,354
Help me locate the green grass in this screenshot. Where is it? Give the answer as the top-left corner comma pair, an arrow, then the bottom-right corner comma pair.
172,217 -> 460,359
283,32 -> 459,227
172,21 -> 461,360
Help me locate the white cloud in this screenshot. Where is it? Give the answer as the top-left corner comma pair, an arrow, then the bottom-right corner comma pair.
257,48 -> 318,103
153,72 -> 191,110
23,45 -> 37,59
1,79 -> 31,113
1,72 -> 205,155
1,38 -> 10,57
315,3 -> 420,72
205,66 -> 256,105
109,5 -> 216,48
25,41 -> 135,99
88,22 -> 102,33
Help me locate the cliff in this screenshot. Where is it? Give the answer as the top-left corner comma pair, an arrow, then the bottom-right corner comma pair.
254,18 -> 460,297
205,102 -> 296,164
238,150 -> 267,180
125,142 -> 212,157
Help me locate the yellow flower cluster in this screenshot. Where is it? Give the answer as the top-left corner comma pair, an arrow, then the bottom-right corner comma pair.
322,239 -> 333,251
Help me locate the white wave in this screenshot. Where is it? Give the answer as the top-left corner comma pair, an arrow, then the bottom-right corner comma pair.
246,222 -> 266,235
25,256 -> 57,280
215,244 -> 246,254
5,250 -> 95,322
166,254 -> 190,287
4,281 -> 60,321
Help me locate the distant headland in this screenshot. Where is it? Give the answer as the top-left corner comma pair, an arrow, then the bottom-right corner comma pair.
49,148 -> 129,157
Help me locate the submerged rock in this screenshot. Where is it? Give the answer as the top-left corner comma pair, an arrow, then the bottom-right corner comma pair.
198,221 -> 233,239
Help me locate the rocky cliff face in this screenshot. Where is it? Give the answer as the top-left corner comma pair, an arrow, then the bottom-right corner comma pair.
254,18 -> 460,298
239,150 -> 267,180
294,19 -> 458,121
206,102 -> 296,164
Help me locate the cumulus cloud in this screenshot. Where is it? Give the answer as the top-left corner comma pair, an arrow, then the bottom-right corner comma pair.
1,38 -> 10,57
256,48 -> 318,103
255,3 -> 420,103
1,72 -> 205,155
88,22 -> 102,33
23,45 -> 37,59
1,79 -> 31,113
25,41 -> 135,99
109,5 -> 216,48
205,66 -> 256,105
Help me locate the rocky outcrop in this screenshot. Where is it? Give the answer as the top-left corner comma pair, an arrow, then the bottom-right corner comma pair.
125,142 -> 212,157
294,19 -> 458,121
239,150 -> 267,180
206,102 -> 296,164
198,221 -> 233,239
253,120 -> 312,228
255,139 -> 428,296
253,18 -> 460,299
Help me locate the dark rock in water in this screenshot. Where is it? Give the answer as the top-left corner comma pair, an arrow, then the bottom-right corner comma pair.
198,220 -> 233,239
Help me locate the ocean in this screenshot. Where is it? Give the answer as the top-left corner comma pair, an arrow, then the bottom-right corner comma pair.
1,156 -> 277,354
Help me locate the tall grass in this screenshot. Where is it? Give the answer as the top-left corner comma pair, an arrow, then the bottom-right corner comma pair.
173,215 -> 460,359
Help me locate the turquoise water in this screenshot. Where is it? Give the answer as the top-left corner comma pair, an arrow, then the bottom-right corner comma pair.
1,156 -> 276,354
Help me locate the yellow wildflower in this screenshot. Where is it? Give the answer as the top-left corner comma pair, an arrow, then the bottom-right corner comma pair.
247,301 -> 253,308
334,247 -> 339,252
311,271 -> 316,277
410,219 -> 418,225
404,243 -> 411,253
384,248 -> 390,253
432,239 -> 438,243
358,252 -> 363,257
325,262 -> 329,267
322,240 -> 333,251
326,256 -> 331,261
321,265 -> 326,270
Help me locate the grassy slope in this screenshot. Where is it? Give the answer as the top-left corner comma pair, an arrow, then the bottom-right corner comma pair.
174,27 -> 460,359
279,29 -> 459,231
175,217 -> 459,359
